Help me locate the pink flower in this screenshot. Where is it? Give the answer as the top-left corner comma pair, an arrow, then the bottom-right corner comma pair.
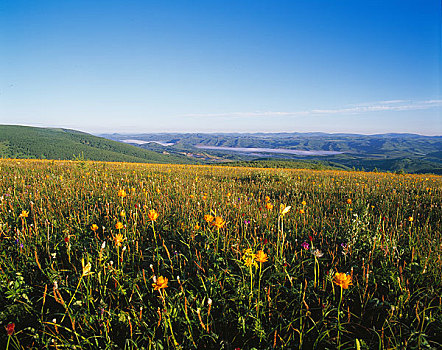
301,241 -> 310,250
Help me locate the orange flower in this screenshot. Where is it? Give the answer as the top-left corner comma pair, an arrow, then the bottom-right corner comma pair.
299,209 -> 305,214
114,233 -> 125,247
91,224 -> 99,232
148,209 -> 159,221
408,216 -> 413,222
152,276 -> 168,290
265,196 -> 270,202
266,202 -> 273,210
115,222 -> 124,230
19,210 -> 29,218
347,199 -> 352,205
212,216 -> 226,228
118,189 -> 127,198
333,272 -> 352,289
204,214 -> 214,223
255,250 -> 268,263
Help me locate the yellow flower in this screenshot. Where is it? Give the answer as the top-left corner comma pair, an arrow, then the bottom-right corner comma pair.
347,199 -> 352,205
265,196 -> 270,202
279,204 -> 291,216
242,249 -> 258,268
244,256 -> 258,268
115,222 -> 124,230
118,189 -> 127,198
243,248 -> 253,256
114,233 -> 125,247
212,216 -> 226,229
19,210 -> 29,218
204,214 -> 214,223
81,259 -> 93,277
408,216 -> 413,222
152,276 -> 168,290
266,202 -> 274,210
91,224 -> 99,232
255,250 -> 268,263
302,200 -> 306,206
148,209 -> 159,221
120,210 -> 126,217
333,272 -> 352,289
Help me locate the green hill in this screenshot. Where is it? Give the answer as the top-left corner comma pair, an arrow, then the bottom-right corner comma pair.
102,132 -> 442,174
0,125 -> 195,164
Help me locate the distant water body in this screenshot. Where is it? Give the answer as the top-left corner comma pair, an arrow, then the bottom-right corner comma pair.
196,145 -> 343,156
121,140 -> 174,146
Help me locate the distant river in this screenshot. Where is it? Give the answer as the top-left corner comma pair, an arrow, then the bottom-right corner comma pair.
195,145 -> 343,156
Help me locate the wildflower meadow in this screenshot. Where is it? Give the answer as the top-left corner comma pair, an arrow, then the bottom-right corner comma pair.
0,159 -> 441,349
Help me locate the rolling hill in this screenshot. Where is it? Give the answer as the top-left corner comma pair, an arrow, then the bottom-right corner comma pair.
0,125 -> 195,164
101,132 -> 442,174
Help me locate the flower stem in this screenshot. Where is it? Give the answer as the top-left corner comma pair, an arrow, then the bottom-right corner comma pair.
61,275 -> 83,323
257,262 -> 262,319
337,286 -> 343,348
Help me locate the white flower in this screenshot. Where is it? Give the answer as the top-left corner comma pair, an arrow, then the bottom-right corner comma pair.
312,249 -> 324,258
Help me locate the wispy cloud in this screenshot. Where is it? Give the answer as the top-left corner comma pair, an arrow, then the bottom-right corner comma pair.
183,99 -> 442,118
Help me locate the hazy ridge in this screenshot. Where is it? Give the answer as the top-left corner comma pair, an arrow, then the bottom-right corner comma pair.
101,132 -> 442,174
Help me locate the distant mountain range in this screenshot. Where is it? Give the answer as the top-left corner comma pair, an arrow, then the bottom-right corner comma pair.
1,125 -> 440,174
100,132 -> 442,174
0,125 -> 194,164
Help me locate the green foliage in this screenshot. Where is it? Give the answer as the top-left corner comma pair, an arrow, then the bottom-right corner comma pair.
102,132 -> 442,174
0,159 -> 441,349
0,125 -> 195,164
219,159 -> 349,170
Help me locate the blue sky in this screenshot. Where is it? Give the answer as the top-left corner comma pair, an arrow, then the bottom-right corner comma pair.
0,0 -> 440,135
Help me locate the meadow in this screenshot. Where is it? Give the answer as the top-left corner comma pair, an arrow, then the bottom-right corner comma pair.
0,159 -> 441,349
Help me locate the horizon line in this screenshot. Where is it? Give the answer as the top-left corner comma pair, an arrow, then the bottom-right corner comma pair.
2,123 -> 441,137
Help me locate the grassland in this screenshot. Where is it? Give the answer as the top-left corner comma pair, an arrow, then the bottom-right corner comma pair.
0,159 -> 441,349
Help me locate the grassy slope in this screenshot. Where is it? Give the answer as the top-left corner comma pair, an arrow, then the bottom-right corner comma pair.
0,125 -> 195,164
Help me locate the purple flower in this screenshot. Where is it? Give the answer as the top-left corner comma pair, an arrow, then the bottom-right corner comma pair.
301,241 -> 309,250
